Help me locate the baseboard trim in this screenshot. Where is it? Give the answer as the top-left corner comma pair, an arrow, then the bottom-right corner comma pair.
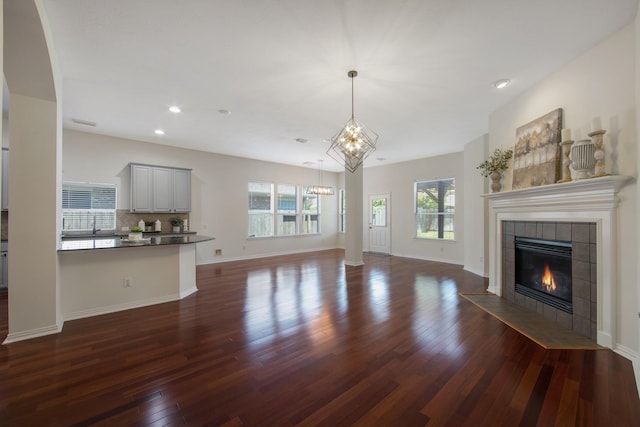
197,246 -> 339,265
614,344 -> 640,396
463,265 -> 489,277
63,293 -> 185,322
3,323 -> 62,344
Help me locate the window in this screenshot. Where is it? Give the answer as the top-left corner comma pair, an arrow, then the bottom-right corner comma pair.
301,188 -> 319,234
415,178 -> 455,240
62,183 -> 117,232
248,181 -> 321,237
338,189 -> 346,233
248,182 -> 274,237
277,184 -> 298,235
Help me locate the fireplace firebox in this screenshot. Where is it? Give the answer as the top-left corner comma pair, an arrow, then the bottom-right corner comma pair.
514,237 -> 573,314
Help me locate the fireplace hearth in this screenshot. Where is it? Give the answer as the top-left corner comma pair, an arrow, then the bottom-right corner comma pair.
514,237 -> 572,314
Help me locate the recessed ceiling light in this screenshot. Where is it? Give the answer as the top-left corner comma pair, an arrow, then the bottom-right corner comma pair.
169,106 -> 181,113
303,161 -> 314,165
71,118 -> 97,127
492,78 -> 511,89
218,109 -> 231,115
154,129 -> 165,135
376,157 -> 386,161
295,138 -> 308,143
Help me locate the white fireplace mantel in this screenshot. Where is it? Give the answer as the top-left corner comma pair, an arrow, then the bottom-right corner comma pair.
483,175 -> 632,349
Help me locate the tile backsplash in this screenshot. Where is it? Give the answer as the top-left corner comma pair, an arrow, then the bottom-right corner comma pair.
117,210 -> 189,233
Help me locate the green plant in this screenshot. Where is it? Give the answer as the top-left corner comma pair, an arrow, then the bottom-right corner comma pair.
144,221 -> 154,227
477,148 -> 514,177
170,217 -> 183,227
131,226 -> 143,233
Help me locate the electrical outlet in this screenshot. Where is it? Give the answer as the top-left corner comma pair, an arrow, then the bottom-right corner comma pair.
121,226 -> 130,232
123,278 -> 132,288
215,249 -> 222,256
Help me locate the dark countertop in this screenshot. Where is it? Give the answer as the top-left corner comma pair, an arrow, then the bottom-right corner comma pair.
58,234 -> 214,251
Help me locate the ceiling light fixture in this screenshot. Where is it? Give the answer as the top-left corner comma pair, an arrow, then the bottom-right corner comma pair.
296,138 -> 308,143
71,118 -> 97,127
169,106 -> 181,113
154,129 -> 165,135
307,160 -> 334,196
327,70 -> 378,173
493,78 -> 511,89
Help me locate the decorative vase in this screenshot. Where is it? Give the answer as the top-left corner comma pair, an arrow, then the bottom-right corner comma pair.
570,139 -> 595,180
172,226 -> 181,233
490,171 -> 502,193
128,232 -> 143,241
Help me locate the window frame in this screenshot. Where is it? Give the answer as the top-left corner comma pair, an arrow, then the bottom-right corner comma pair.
338,189 -> 346,233
414,178 -> 455,240
61,182 -> 117,233
248,181 -> 322,238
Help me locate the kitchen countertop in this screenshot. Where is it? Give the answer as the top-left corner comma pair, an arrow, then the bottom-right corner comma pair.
58,234 -> 214,251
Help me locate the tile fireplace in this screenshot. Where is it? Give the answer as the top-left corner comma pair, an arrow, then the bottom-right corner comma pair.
503,221 -> 595,339
484,175 -> 630,349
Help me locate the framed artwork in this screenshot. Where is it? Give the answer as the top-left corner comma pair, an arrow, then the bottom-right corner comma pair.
512,108 -> 563,189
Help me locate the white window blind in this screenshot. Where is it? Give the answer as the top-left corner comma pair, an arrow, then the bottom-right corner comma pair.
62,183 -> 117,232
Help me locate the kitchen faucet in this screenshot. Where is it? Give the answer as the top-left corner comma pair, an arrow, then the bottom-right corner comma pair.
92,214 -> 100,235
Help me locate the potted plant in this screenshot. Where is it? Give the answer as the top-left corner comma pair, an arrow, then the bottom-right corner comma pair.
144,221 -> 154,232
129,226 -> 143,241
477,147 -> 514,192
170,217 -> 183,233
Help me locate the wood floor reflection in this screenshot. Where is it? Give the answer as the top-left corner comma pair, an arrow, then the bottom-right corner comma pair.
0,249 -> 638,426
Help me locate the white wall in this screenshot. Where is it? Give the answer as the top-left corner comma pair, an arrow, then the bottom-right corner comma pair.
62,130 -> 340,264
489,23 -> 638,355
362,152 -> 465,264
463,135 -> 489,276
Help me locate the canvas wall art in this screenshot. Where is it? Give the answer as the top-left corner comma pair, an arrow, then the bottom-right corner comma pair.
512,108 -> 563,189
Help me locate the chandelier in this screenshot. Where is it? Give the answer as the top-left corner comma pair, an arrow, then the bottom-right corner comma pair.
306,160 -> 334,195
327,70 -> 378,173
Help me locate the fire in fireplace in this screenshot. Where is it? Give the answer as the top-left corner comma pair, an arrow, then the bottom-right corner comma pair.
514,237 -> 573,313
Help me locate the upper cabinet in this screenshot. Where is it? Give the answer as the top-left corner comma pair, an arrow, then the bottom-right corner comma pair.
130,163 -> 191,213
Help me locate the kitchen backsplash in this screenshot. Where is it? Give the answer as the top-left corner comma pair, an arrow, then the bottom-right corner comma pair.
117,210 -> 189,233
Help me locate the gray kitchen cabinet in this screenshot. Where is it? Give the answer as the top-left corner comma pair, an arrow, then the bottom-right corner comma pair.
2,148 -> 8,211
130,163 -> 191,213
171,168 -> 191,212
130,163 -> 153,212
152,167 -> 172,212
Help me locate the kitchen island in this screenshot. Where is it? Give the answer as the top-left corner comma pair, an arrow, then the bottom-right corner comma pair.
58,234 -> 214,322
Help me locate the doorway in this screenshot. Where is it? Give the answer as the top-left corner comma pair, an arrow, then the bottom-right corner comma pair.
368,194 -> 390,254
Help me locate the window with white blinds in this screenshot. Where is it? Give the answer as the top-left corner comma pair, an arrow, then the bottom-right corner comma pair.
62,183 -> 117,232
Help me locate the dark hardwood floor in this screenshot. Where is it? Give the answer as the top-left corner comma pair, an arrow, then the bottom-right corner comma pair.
0,249 -> 638,426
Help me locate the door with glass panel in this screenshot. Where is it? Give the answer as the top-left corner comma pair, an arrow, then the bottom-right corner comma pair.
369,194 -> 390,254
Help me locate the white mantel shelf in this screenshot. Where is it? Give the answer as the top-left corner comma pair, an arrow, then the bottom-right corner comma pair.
483,175 -> 632,209
484,174 -> 633,350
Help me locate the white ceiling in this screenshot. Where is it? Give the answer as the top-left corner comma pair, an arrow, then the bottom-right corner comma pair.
39,0 -> 637,172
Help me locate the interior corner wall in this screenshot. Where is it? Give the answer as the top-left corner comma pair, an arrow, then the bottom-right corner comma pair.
5,94 -> 61,341
488,22 -> 638,355
463,135 -> 488,277
362,152 -> 464,264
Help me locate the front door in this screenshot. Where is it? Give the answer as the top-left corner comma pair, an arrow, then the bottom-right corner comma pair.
369,194 -> 390,254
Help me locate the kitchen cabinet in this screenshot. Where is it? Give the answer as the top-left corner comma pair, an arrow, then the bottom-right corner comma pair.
130,163 -> 191,213
2,148 -> 8,211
